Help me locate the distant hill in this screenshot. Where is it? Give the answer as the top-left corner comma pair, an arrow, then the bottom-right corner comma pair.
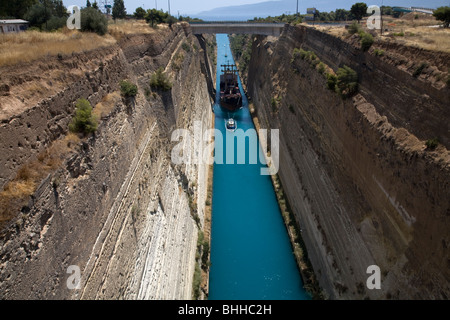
194,0 -> 444,21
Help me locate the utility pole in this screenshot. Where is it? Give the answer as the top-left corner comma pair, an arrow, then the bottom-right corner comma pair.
380,0 -> 384,35
155,0 -> 157,10
296,0 -> 299,16
168,0 -> 171,15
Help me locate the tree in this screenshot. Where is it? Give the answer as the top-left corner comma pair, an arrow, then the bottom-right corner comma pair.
145,9 -> 167,27
336,66 -> 358,98
69,99 -> 98,134
23,1 -> 67,30
335,8 -> 350,21
0,0 -> 38,19
433,6 -> 450,28
381,6 -> 393,16
133,7 -> 146,19
166,15 -> 177,28
81,7 -> 108,35
86,0 -> 91,7
112,0 -> 126,20
351,2 -> 368,23
92,1 -> 99,10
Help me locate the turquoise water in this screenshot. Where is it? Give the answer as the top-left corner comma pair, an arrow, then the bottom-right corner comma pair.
208,34 -> 310,300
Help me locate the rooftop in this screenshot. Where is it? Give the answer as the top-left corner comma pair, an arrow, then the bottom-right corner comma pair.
0,19 -> 29,24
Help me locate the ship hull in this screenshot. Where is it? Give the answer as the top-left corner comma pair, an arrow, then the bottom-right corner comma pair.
220,96 -> 242,111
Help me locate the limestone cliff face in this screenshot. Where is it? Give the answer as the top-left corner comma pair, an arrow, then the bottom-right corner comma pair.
0,24 -> 213,299
247,26 -> 449,299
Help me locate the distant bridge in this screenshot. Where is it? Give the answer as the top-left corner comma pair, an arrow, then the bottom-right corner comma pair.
189,21 -> 286,36
392,7 -> 435,14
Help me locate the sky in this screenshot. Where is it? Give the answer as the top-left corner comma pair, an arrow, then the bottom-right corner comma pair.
62,0 -> 448,17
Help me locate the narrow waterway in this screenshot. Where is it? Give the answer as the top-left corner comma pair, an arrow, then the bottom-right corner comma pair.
208,34 -> 310,300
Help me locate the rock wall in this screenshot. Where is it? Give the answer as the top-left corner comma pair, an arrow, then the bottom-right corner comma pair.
247,26 -> 449,299
0,24 -> 214,299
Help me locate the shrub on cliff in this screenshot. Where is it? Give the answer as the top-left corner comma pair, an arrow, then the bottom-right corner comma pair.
150,67 -> 173,91
348,21 -> 361,35
360,32 -> 374,51
425,138 -> 439,150
69,99 -> 98,134
81,7 -> 108,35
120,80 -> 138,97
326,73 -> 337,91
336,66 -> 358,98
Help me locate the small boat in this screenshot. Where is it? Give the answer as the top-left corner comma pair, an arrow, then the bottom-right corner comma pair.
225,53 -> 228,57
226,118 -> 237,131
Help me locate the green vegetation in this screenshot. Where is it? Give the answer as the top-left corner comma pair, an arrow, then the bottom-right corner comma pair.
326,73 -> 338,91
351,2 -> 368,23
348,21 -> 375,51
271,97 -> 278,112
133,6 -> 146,19
145,8 -> 177,28
23,0 -> 67,31
249,13 -> 302,24
336,66 -> 358,98
150,67 -> 173,91
348,21 -> 374,52
433,6 -> 450,28
317,62 -> 326,74
292,48 -> 318,66
348,21 -> 361,35
413,62 -> 428,78
69,99 -> 98,134
192,229 -> 211,300
393,32 -> 405,37
374,49 -> 385,56
425,138 -> 439,150
181,42 -> 191,52
112,0 -> 126,20
120,80 -> 138,98
360,32 -> 374,51
81,7 -> 108,35
192,262 -> 202,300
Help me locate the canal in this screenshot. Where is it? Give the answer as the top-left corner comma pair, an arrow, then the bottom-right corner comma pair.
208,34 -> 310,300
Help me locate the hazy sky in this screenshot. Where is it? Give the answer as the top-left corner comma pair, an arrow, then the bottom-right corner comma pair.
63,0 -> 448,16
63,1 -> 265,15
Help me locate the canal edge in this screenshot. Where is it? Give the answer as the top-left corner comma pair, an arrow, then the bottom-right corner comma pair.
249,102 -> 325,300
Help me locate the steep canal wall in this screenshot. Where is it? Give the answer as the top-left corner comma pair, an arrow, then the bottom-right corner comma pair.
0,23 -> 214,299
246,25 -> 449,299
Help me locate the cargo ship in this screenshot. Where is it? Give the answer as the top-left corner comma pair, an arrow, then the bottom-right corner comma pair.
219,64 -> 242,111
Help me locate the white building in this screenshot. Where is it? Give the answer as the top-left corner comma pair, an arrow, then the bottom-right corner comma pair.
0,20 -> 29,34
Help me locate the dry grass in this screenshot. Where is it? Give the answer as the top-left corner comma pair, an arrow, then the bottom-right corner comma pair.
313,15 -> 450,53
0,28 -> 116,67
0,133 -> 80,228
108,19 -> 159,40
0,20 -> 167,67
383,26 -> 450,53
92,91 -> 121,119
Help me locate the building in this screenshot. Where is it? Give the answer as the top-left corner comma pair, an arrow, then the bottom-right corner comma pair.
0,20 -> 29,34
